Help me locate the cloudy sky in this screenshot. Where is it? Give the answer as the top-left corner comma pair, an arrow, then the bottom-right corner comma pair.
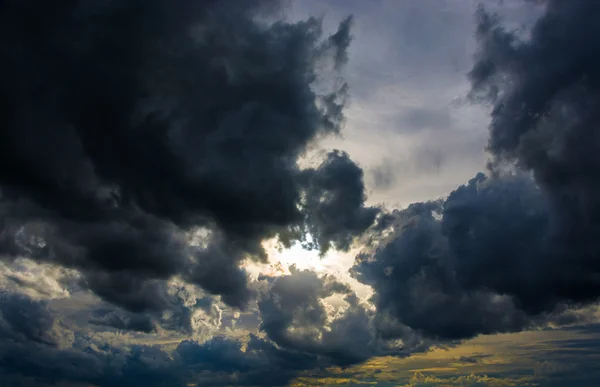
2,0 -> 600,386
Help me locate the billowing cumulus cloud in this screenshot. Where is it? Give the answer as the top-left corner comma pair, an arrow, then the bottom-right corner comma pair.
0,293 -> 71,347
354,174 -> 538,339
0,0 -> 385,383
87,280 -> 223,336
0,286 -> 388,387
299,151 -> 380,253
257,267 -> 402,366
469,0 -> 600,267
0,0 -> 376,316
354,0 -> 600,341
0,298 -> 298,386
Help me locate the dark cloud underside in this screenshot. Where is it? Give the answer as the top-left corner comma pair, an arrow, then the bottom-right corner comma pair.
0,0 -> 382,384
0,0 -> 375,313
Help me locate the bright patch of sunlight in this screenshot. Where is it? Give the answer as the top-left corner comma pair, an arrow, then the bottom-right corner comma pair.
244,236 -> 374,300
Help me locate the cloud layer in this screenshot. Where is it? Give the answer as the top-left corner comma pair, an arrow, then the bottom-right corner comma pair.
0,0 -> 375,314
3,0 -> 600,386
354,0 -> 600,341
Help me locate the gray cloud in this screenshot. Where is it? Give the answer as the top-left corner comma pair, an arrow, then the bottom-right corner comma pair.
399,107 -> 453,132
300,151 -> 380,253
257,267 -> 386,365
0,1 -> 384,383
0,291 -> 299,386
0,293 -> 71,347
354,0 -> 600,341
354,176 -> 532,340
0,289 -> 382,387
355,169 -> 600,340
0,0 -> 376,316
369,150 -> 445,191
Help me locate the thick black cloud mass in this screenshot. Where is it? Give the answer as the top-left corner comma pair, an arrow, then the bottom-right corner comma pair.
354,175 -> 536,339
354,0 -> 600,341
300,150 -> 380,253
0,1 -> 384,384
467,0 -> 600,313
469,0 -> 600,272
0,0 -> 376,315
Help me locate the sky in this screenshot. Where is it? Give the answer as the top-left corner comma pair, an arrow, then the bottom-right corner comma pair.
1,0 -> 600,386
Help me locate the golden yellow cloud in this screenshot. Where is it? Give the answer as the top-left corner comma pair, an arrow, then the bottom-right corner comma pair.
290,326 -> 600,386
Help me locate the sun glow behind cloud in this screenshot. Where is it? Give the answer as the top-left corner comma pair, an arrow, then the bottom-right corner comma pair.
244,238 -> 373,300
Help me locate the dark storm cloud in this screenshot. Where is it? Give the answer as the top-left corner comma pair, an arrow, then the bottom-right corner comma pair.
257,267 -> 402,366
0,1 -> 383,382
354,175 -> 533,340
355,173 -> 600,340
0,0 -> 375,315
468,0 -> 600,248
353,0 -> 600,341
300,151 -> 379,253
467,0 -> 600,306
258,267 -> 348,348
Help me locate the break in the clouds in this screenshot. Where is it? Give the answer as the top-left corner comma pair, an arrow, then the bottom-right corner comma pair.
354,0 -> 600,342
3,0 -> 600,386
